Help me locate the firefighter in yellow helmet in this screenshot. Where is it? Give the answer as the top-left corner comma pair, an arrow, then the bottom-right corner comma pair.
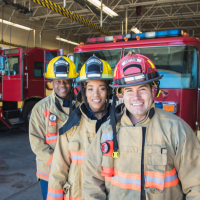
46,55 -> 113,200
82,52 -> 200,200
29,56 -> 79,200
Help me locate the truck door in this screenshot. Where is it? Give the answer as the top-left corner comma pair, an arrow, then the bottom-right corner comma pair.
2,48 -> 23,101
44,49 -> 63,97
23,48 -> 44,99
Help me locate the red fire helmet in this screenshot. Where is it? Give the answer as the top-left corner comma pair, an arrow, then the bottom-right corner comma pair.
110,51 -> 163,88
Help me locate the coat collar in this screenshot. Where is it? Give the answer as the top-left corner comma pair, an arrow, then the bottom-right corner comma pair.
121,103 -> 155,127
50,90 -> 70,122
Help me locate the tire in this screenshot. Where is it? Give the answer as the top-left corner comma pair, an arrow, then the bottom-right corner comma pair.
22,101 -> 36,123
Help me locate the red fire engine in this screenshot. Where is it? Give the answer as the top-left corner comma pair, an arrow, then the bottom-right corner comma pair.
0,47 -> 63,128
74,29 -> 200,132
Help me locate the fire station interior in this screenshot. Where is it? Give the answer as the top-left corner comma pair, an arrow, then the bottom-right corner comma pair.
0,0 -> 200,199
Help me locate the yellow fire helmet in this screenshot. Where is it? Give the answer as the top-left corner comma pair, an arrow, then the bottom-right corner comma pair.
44,56 -> 79,79
76,55 -> 113,83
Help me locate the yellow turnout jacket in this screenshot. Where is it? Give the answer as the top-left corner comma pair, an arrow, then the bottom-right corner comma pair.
29,91 -> 74,181
82,104 -> 200,200
47,103 -> 110,200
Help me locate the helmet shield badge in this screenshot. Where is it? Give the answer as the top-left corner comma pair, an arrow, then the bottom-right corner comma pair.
85,55 -> 103,79
111,52 -> 163,88
54,57 -> 69,78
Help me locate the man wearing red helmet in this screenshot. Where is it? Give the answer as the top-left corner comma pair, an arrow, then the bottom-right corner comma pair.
82,52 -> 200,200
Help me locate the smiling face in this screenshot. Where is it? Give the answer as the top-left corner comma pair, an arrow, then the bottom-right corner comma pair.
52,79 -> 72,100
123,83 -> 154,124
85,80 -> 108,113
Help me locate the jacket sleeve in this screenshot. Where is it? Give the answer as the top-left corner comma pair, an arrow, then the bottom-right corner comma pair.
174,119 -> 200,200
82,127 -> 107,200
47,133 -> 71,200
29,107 -> 53,167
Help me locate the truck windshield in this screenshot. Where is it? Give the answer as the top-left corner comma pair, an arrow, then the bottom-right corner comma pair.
45,51 -> 61,71
74,49 -> 122,72
46,51 -> 60,61
3,56 -> 19,75
124,46 -> 197,89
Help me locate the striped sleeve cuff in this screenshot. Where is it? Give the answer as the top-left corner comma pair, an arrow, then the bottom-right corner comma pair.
46,155 -> 53,167
47,188 -> 64,200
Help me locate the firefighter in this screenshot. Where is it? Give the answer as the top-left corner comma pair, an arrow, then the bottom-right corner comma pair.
82,52 -> 200,200
46,55 -> 113,200
29,56 -> 79,200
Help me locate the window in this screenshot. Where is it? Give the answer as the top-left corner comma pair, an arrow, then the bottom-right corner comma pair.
4,56 -> 19,75
74,49 -> 122,72
0,56 -> 4,69
124,46 -> 198,89
46,51 -> 60,61
34,62 -> 43,77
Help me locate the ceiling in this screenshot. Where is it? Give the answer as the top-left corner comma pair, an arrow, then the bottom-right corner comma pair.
0,0 -> 200,44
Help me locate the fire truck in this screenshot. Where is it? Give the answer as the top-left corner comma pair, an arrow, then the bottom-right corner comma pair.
74,29 -> 200,132
0,47 -> 63,128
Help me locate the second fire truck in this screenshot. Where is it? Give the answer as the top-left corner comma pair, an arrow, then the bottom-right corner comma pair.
0,47 -> 63,128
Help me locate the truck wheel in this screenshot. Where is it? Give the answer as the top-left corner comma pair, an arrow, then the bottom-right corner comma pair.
22,101 -> 36,122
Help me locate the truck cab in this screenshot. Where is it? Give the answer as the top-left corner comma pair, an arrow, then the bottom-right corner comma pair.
0,47 -> 63,128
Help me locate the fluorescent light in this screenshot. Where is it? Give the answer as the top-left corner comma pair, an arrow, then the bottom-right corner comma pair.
131,27 -> 142,34
0,19 -> 33,31
87,0 -> 118,17
56,36 -> 79,46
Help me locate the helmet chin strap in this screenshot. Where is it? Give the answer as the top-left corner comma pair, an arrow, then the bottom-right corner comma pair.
110,89 -> 119,157
80,82 -> 111,115
69,80 -> 76,116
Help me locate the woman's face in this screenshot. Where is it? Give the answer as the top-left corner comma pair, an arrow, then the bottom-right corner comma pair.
85,80 -> 108,112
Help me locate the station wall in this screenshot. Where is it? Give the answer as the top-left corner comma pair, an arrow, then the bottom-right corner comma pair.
0,23 -> 75,55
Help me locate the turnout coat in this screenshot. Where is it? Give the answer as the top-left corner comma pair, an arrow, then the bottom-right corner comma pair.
47,103 -> 110,200
82,104 -> 200,200
29,91 -> 74,181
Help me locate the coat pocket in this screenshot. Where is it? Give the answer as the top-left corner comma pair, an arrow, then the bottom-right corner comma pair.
82,132 -> 95,151
46,126 -> 58,144
68,142 -> 80,152
145,143 -> 167,193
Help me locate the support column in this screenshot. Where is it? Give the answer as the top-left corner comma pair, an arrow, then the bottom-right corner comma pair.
121,20 -> 124,35
1,6 -> 3,42
125,6 -> 128,34
33,29 -> 35,47
40,31 -> 42,48
63,0 -> 66,8
100,0 -> 103,27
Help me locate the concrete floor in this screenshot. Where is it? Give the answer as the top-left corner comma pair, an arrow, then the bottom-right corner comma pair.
0,123 -> 42,200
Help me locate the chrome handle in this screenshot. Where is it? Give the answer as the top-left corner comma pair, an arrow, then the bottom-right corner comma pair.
25,73 -> 28,89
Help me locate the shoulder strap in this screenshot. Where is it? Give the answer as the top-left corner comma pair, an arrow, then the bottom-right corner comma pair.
59,106 -> 82,136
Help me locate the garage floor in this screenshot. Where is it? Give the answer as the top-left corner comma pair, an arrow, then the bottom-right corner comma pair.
0,123 -> 42,200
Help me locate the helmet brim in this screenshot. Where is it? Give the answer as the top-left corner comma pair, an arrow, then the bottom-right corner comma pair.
44,74 -> 76,80
109,75 -> 163,88
76,78 -> 113,83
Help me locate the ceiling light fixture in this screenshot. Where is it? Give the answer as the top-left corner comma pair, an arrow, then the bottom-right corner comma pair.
0,19 -> 33,31
56,36 -> 79,46
87,0 -> 118,17
131,27 -> 142,34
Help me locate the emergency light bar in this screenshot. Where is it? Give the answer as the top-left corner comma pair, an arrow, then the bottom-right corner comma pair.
87,29 -> 183,44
